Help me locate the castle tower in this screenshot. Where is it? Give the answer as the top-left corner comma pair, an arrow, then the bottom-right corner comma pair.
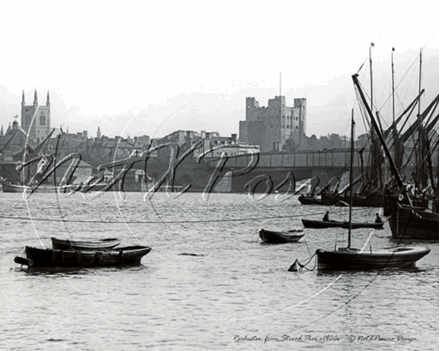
21,89 -> 51,142
240,95 -> 307,152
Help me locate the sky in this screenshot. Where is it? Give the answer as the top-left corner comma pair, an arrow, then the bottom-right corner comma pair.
0,0 -> 438,140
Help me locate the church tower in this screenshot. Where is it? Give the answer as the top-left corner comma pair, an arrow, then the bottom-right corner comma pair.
21,89 -> 51,143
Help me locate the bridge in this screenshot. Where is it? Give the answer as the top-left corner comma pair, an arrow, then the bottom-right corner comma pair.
195,148 -> 366,193
83,147 -> 426,194
199,147 -> 425,193
3,146 -> 432,195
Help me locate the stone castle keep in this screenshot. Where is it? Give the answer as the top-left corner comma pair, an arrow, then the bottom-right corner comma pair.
239,96 -> 306,152
21,90 -> 51,143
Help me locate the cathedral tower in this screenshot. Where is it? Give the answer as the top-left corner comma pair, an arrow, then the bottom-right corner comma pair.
21,90 -> 51,143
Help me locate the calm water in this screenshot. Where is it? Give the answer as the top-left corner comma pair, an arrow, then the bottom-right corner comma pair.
0,191 -> 438,351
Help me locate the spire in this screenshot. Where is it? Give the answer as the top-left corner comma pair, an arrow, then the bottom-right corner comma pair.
97,126 -> 102,138
22,90 -> 25,105
33,90 -> 38,106
0,124 -> 3,136
46,91 -> 50,106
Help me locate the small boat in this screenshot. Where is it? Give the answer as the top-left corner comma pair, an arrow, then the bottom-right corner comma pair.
259,229 -> 304,244
298,195 -> 321,205
320,191 -> 384,208
316,246 -> 431,270
51,237 -> 121,250
302,219 -> 384,229
1,179 -> 109,194
14,245 -> 151,269
1,180 -> 76,193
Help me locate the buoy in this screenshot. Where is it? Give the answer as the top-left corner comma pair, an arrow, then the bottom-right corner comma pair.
288,259 -> 301,272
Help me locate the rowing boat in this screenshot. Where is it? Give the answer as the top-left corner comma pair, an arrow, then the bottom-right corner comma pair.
302,219 -> 384,229
259,229 -> 304,244
14,245 -> 151,269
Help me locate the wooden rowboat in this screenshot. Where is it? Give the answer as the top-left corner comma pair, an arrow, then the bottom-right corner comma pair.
14,245 -> 151,269
51,237 -> 121,250
302,219 -> 384,229
259,229 -> 304,244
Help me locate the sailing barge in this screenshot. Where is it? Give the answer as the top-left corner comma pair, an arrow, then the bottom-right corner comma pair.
389,205 -> 439,241
316,83 -> 431,270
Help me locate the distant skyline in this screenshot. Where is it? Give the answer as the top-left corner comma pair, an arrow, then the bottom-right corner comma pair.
0,1 -> 438,140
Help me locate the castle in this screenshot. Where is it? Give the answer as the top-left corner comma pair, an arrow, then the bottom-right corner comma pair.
239,96 -> 306,152
21,90 -> 51,143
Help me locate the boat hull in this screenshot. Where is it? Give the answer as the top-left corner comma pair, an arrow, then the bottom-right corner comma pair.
316,247 -> 430,270
302,219 -> 383,229
298,195 -> 321,205
51,237 -> 121,250
1,182 -> 75,193
1,181 -> 109,194
321,192 -> 384,207
17,246 -> 151,268
259,229 -> 304,244
389,205 -> 439,241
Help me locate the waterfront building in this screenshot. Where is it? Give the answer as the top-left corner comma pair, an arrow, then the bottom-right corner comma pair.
154,130 -> 259,159
239,96 -> 306,152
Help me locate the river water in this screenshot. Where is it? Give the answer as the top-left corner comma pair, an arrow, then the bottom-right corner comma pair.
0,191 -> 438,350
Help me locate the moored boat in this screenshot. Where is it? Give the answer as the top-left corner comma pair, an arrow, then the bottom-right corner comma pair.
298,195 -> 321,205
259,229 -> 304,244
302,219 -> 383,230
51,237 -> 121,250
388,205 -> 439,241
1,180 -> 76,193
316,246 -> 430,270
320,191 -> 384,207
14,245 -> 151,269
1,179 -> 108,194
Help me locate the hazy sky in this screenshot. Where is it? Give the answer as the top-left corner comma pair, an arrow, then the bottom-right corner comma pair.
0,0 -> 438,140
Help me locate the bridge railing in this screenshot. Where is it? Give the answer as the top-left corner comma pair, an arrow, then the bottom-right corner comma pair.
204,148 -> 363,169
